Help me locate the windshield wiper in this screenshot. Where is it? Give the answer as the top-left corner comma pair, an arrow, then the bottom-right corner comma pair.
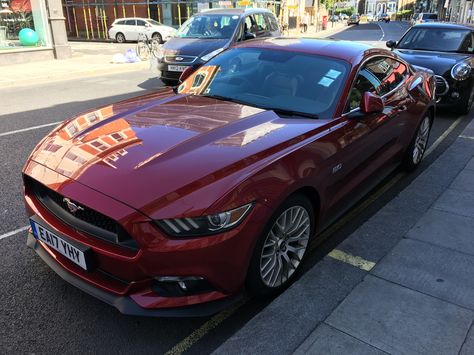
268,108 -> 319,119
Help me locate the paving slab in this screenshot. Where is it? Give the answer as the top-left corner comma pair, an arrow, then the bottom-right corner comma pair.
212,258 -> 366,355
449,168 -> 474,193
465,157 -> 474,171
460,323 -> 474,355
433,188 -> 474,218
372,238 -> 474,310
406,208 -> 474,256
293,323 -> 387,355
326,275 -> 473,355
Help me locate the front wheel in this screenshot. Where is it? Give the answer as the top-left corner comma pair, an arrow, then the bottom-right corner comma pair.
401,114 -> 432,171
246,194 -> 314,299
115,32 -> 126,43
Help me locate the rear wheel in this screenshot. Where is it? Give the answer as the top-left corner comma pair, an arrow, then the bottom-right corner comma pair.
401,114 -> 432,171
115,32 -> 126,43
246,194 -> 314,299
152,32 -> 163,44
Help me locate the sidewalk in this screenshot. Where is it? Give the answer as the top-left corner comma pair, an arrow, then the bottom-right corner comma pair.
214,118 -> 474,354
0,42 -> 149,88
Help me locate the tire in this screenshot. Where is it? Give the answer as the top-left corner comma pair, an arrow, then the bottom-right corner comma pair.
115,32 -> 126,43
246,194 -> 315,299
401,114 -> 432,171
160,78 -> 177,87
136,41 -> 149,61
455,84 -> 474,115
152,32 -> 163,44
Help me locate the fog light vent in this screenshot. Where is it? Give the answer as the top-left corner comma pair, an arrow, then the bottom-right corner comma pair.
153,276 -> 214,297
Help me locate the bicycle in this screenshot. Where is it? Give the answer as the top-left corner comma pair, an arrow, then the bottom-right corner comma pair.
136,33 -> 161,61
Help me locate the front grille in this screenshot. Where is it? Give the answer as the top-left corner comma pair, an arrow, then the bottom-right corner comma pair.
435,75 -> 449,96
164,55 -> 197,64
25,175 -> 138,250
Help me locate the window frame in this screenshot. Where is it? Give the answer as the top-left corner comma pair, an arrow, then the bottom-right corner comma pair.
342,55 -> 411,115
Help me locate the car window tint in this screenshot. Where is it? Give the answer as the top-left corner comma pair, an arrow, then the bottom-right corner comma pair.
459,32 -> 474,52
125,20 -> 136,26
422,14 -> 438,20
115,20 -> 126,25
398,28 -> 470,52
137,20 -> 147,26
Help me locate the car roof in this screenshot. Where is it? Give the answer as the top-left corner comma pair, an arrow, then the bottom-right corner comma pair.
413,22 -> 474,30
233,38 -> 390,63
196,8 -> 271,16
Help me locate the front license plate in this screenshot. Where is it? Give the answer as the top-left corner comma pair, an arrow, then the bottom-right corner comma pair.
168,65 -> 187,72
30,218 -> 91,271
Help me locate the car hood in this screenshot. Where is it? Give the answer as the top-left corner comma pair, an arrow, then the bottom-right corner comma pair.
30,88 -> 329,218
394,49 -> 470,75
162,38 -> 229,57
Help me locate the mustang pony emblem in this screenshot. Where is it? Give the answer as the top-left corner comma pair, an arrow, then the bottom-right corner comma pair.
63,198 -> 84,214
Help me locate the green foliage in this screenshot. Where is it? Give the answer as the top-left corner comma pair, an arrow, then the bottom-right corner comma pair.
335,7 -> 355,16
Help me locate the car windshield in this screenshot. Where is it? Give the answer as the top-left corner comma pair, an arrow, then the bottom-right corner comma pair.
147,19 -> 163,26
177,47 -> 349,118
397,28 -> 473,52
176,14 -> 239,39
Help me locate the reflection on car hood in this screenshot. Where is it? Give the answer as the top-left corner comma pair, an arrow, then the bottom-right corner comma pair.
395,49 -> 471,75
29,88 -> 330,216
162,38 -> 229,58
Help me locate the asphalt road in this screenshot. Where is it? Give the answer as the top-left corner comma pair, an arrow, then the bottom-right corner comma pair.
0,22 -> 471,354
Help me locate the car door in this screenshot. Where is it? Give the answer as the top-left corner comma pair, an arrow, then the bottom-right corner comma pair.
323,56 -> 409,216
136,19 -> 148,38
124,19 -> 137,40
252,13 -> 271,37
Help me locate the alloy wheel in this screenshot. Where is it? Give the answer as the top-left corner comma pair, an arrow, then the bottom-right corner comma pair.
412,116 -> 430,164
259,206 -> 310,288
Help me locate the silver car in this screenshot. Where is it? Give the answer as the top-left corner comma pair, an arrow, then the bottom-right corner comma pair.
108,18 -> 175,43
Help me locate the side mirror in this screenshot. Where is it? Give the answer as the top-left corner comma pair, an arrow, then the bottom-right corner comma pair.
386,40 -> 396,49
179,66 -> 196,83
244,32 -> 256,40
360,92 -> 384,114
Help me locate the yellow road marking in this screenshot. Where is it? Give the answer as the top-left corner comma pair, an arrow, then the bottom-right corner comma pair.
328,249 -> 376,271
164,299 -> 247,355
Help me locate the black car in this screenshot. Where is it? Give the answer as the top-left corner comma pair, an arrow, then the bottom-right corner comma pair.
347,14 -> 360,25
157,8 -> 280,86
387,23 -> 474,114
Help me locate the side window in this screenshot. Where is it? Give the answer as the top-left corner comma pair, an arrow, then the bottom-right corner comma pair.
125,20 -> 136,26
115,20 -> 126,25
253,13 -> 268,33
266,14 -> 279,32
136,20 -> 147,27
244,15 -> 257,35
347,57 -> 408,111
459,32 -> 474,52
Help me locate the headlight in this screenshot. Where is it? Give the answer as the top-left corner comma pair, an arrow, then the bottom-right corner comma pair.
156,203 -> 253,237
451,62 -> 471,81
200,48 -> 225,62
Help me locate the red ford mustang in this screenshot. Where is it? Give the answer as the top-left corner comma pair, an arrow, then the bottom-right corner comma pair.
23,38 -> 435,316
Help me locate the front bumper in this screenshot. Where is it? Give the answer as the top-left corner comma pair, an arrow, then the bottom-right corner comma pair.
436,76 -> 472,106
157,60 -> 204,85
27,233 -> 242,317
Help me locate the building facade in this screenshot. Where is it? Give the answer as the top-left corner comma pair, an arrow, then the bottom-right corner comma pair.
1,0 -> 70,64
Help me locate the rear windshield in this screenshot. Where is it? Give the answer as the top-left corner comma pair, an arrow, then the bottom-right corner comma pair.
422,14 -> 438,20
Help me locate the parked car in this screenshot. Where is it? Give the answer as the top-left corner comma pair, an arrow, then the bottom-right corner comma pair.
411,13 -> 438,25
329,15 -> 340,22
340,14 -> 349,21
347,14 -> 360,25
387,23 -> 474,113
366,13 -> 375,22
378,13 -> 390,22
108,17 -> 175,43
157,8 -> 280,86
24,38 -> 435,317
